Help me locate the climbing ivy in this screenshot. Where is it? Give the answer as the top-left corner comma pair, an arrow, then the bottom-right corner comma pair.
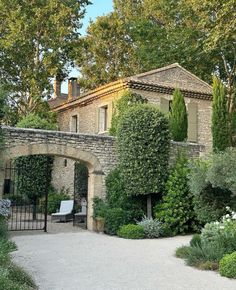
14,114 -> 57,219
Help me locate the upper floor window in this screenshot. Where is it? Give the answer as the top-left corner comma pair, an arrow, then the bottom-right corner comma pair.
70,115 -> 78,133
99,105 -> 108,132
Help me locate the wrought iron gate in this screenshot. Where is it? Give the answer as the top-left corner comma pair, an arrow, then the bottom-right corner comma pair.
2,161 -> 48,231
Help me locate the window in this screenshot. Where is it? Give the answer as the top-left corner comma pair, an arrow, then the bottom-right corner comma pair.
71,115 -> 78,133
99,105 -> 108,132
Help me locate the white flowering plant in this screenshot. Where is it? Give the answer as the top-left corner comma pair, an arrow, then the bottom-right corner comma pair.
201,207 -> 236,246
0,199 -> 11,218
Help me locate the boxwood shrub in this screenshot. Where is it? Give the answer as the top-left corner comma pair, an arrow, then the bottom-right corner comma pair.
117,224 -> 145,239
219,252 -> 236,278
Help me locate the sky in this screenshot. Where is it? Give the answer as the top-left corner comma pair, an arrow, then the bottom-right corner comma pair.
61,0 -> 114,93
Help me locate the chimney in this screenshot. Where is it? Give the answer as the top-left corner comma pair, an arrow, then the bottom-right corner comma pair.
53,77 -> 61,99
68,77 -> 80,101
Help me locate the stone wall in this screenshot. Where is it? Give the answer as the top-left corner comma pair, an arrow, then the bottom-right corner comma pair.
0,127 -> 205,229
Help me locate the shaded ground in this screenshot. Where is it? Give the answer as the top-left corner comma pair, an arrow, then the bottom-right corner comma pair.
12,231 -> 236,290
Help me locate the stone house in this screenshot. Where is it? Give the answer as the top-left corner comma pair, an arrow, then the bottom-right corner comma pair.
49,63 -> 213,195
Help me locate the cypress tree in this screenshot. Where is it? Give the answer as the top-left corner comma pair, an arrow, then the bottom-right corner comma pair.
169,89 -> 188,141
211,76 -> 231,152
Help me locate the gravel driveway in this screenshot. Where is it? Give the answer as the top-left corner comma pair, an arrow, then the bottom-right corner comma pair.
12,231 -> 236,290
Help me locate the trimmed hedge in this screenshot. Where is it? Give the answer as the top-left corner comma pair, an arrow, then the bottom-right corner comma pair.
117,224 -> 145,239
117,104 -> 170,197
219,252 -> 236,278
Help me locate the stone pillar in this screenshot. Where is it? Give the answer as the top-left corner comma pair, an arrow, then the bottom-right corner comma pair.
86,170 -> 103,231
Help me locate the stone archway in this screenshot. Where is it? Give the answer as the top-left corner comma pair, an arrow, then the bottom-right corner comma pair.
1,144 -> 106,231
0,127 -> 118,230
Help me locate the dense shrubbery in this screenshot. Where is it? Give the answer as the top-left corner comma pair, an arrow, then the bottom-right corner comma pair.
137,217 -> 162,238
0,216 -> 36,289
44,189 -> 71,214
155,153 -> 198,236
176,210 -> 236,275
117,224 -> 145,239
93,168 -> 145,235
188,151 -> 236,224
219,252 -> 236,278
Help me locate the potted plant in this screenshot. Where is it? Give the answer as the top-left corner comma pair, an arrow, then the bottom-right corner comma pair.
93,197 -> 107,233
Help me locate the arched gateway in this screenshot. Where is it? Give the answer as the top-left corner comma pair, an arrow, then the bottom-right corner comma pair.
0,127 -> 117,231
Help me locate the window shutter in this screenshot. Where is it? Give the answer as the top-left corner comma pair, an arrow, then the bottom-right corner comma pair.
188,102 -> 198,142
95,107 -> 99,133
107,101 -> 113,130
160,98 -> 170,113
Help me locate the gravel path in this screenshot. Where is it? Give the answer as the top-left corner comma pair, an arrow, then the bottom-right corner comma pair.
12,231 -> 236,290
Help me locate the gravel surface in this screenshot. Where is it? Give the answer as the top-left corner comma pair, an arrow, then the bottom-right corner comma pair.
12,231 -> 236,290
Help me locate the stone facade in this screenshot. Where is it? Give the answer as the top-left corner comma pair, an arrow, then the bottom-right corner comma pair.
1,126 -> 204,230
0,127 -> 117,230
48,63 -> 213,196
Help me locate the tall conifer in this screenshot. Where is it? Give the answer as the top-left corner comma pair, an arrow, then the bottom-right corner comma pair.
169,89 -> 188,141
211,76 -> 231,151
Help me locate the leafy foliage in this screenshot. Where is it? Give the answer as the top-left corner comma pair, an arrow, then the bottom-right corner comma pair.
77,12 -> 139,90
155,153 -> 198,235
211,76 -> 231,151
0,218 -> 36,289
41,190 -> 70,215
109,91 -> 147,136
176,217 -> 236,272
74,162 -> 88,199
219,252 -> 236,279
188,155 -> 236,224
117,104 -> 170,197
117,224 -> 145,239
137,217 -> 162,238
169,89 -> 188,141
14,114 -> 57,219
0,0 -> 89,117
79,0 -> 235,92
207,148 -> 236,195
190,234 -> 202,248
93,168 -> 145,235
104,207 -> 131,236
17,113 -> 57,131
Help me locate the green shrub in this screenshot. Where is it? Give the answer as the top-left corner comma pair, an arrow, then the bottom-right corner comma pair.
219,252 -> 236,278
0,217 -> 8,240
137,217 -> 162,238
175,246 -> 190,259
7,263 -> 36,288
188,158 -> 234,224
93,197 -> 108,219
190,234 -> 202,248
47,191 -> 70,214
104,207 -> 131,235
117,224 -> 145,239
155,153 -> 198,236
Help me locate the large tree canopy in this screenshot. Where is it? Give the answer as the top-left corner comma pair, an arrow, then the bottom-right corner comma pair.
78,0 -> 235,91
0,0 -> 90,118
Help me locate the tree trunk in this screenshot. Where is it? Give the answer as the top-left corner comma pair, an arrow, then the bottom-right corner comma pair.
147,194 -> 152,218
